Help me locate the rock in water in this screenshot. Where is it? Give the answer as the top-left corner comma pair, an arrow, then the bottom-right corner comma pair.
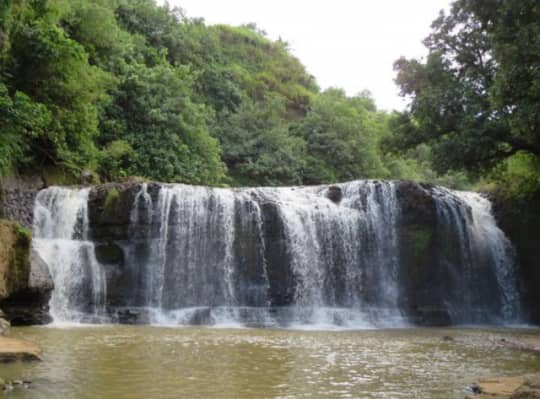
0,336 -> 42,362
467,374 -> 540,399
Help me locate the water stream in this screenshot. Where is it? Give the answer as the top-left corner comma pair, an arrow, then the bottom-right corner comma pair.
31,180 -> 522,328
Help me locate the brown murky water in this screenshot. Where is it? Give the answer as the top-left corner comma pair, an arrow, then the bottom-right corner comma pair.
0,326 -> 539,398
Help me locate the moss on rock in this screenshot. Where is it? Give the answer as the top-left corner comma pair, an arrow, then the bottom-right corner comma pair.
412,226 -> 433,256
103,188 -> 120,215
0,220 -> 31,299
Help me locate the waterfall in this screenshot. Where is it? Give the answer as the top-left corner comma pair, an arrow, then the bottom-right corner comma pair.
341,181 -> 402,322
31,180 -> 523,328
432,188 -> 521,323
32,187 -> 107,323
126,185 -> 245,325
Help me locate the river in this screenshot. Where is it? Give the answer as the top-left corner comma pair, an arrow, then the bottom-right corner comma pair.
1,326 -> 539,398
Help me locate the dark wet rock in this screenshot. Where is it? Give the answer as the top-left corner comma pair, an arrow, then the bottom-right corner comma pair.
188,308 -> 212,325
115,308 -> 151,324
260,201 -> 296,307
0,221 -> 52,325
1,296 -> 52,326
395,180 -> 504,326
492,190 -> 540,325
95,243 -> 125,266
232,199 -> 271,306
88,183 -> 160,241
325,186 -> 342,204
395,182 -> 446,325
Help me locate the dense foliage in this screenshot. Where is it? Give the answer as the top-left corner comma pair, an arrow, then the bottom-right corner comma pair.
2,0 -> 538,192
387,0 -> 540,195
0,0 -> 399,186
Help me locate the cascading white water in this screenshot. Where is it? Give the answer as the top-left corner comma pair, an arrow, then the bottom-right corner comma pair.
341,181 -> 402,322
433,188 -> 521,323
452,191 -> 521,321
30,180 -> 523,328
32,187 -> 107,323
139,185 -> 240,324
265,185 -> 368,327
256,181 -> 404,328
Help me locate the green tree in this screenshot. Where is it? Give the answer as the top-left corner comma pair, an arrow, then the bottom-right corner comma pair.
212,94 -> 306,186
1,0 -> 112,174
389,0 -> 540,174
294,89 -> 387,184
0,84 -> 51,174
100,62 -> 225,184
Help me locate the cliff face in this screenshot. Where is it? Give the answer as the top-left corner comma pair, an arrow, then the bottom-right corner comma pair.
0,220 -> 53,325
493,191 -> 540,324
0,175 -> 45,230
63,180 -> 520,326
0,176 -> 53,325
0,178 -> 535,327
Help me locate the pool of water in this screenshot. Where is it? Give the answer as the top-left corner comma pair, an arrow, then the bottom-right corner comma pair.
1,326 -> 539,398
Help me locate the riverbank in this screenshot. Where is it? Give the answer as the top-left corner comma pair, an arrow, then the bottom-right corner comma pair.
0,326 -> 538,399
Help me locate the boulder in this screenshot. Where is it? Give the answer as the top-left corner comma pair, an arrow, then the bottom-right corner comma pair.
325,186 -> 343,204
0,220 -> 53,325
28,249 -> 54,292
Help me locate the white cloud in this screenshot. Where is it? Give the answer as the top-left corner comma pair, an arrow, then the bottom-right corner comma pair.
159,0 -> 452,111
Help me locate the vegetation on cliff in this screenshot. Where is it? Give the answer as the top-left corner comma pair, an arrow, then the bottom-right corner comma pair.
0,220 -> 30,298
0,0 -> 539,198
388,0 -> 540,198
0,0 -> 464,187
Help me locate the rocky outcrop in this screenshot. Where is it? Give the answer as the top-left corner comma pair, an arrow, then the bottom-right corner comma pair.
396,182 -> 447,324
0,336 -> 42,362
0,220 -> 53,325
0,178 -> 524,326
75,180 -> 521,326
0,175 -> 44,230
397,182 -> 516,325
493,190 -> 540,325
87,182 -> 160,242
468,374 -> 540,399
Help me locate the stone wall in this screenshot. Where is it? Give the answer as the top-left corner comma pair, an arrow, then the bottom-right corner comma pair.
0,175 -> 44,229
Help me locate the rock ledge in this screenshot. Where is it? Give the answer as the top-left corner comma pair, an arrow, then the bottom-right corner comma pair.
467,373 -> 540,398
0,336 -> 42,362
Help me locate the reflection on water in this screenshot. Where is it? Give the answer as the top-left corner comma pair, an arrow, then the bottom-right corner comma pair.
1,327 -> 539,398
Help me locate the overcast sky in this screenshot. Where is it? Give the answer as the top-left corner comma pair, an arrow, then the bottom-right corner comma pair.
159,0 -> 452,111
